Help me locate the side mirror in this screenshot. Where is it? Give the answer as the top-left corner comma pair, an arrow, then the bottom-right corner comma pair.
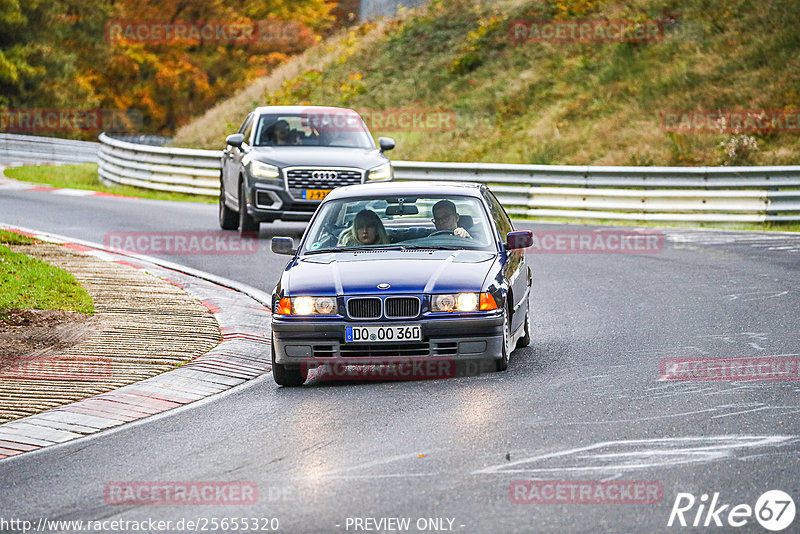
271,237 -> 296,255
378,137 -> 395,152
506,231 -> 533,250
226,133 -> 244,148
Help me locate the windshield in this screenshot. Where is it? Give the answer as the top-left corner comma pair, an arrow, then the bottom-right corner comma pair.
252,112 -> 374,149
300,195 -> 496,254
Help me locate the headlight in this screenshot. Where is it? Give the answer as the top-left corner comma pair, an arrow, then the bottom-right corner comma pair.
431,292 -> 496,312
432,294 -> 456,312
457,293 -> 479,311
250,161 -> 280,180
275,296 -> 338,316
366,162 -> 392,181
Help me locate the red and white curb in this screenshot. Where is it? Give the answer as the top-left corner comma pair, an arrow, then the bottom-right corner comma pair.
0,226 -> 273,460
0,172 -> 136,199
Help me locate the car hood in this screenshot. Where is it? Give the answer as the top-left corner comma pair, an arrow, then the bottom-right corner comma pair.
249,146 -> 387,169
283,250 -> 497,296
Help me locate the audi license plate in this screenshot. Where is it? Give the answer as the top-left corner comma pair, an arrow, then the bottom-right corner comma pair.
345,324 -> 422,343
302,189 -> 332,200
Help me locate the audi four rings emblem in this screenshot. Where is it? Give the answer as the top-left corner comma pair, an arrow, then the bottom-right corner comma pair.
311,170 -> 338,180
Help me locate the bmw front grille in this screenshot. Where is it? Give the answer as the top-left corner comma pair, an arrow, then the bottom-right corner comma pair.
346,297 -> 420,320
347,298 -> 382,319
385,297 -> 420,319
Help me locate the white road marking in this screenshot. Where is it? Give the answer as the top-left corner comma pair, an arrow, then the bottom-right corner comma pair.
306,452 -> 437,480
50,188 -> 95,196
473,435 -> 797,475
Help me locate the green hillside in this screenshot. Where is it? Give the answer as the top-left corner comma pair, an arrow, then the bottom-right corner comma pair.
174,0 -> 800,167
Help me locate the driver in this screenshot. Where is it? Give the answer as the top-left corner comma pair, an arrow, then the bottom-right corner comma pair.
432,200 -> 471,238
273,120 -> 302,145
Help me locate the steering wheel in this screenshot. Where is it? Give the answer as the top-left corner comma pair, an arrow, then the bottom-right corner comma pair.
429,229 -> 455,237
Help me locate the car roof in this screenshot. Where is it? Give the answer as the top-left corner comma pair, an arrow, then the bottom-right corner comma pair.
251,105 -> 360,116
324,181 -> 486,201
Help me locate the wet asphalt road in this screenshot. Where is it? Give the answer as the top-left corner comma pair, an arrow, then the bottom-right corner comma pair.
0,187 -> 799,533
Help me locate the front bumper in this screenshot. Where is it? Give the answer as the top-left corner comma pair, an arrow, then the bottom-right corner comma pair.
248,183 -> 319,222
272,314 -> 504,367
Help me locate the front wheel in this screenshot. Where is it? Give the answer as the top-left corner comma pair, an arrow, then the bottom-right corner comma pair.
219,177 -> 239,230
239,180 -> 259,237
496,307 -> 512,371
516,301 -> 531,348
271,343 -> 306,387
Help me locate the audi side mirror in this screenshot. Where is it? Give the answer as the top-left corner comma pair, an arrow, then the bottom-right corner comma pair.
506,231 -> 533,250
378,137 -> 396,152
272,237 -> 296,255
226,133 -> 244,148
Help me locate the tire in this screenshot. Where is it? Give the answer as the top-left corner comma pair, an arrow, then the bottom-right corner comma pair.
516,300 -> 531,348
496,306 -> 512,372
219,177 -> 239,230
238,180 -> 259,237
271,342 -> 306,387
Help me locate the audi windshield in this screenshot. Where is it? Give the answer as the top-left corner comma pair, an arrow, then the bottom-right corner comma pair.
252,112 -> 374,149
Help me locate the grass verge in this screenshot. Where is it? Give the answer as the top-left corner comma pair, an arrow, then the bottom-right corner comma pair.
176,0 -> 800,167
0,230 -> 94,321
3,164 -> 215,204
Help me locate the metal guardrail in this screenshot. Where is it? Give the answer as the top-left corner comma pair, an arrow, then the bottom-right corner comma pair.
395,161 -> 800,222
4,133 -> 800,222
97,133 -> 220,196
0,133 -> 98,164
96,133 -> 800,222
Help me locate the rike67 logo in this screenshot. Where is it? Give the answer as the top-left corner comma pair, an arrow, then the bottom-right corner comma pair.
668,490 -> 795,531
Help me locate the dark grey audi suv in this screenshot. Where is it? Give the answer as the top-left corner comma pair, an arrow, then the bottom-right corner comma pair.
219,105 -> 395,235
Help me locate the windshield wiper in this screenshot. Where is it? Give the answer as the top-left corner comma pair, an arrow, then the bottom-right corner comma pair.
305,246 -> 391,254
305,247 -> 353,254
393,244 -> 471,250
304,244 -> 475,255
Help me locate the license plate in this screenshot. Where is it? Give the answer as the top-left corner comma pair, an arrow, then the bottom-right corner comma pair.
302,189 -> 331,200
345,324 -> 422,343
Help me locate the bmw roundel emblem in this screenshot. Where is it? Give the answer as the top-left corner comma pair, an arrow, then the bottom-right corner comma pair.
377,283 -> 391,289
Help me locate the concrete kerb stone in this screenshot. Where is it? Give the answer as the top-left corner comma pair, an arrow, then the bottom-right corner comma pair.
0,224 -> 273,460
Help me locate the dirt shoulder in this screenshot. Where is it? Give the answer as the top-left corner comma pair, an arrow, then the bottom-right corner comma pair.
0,243 -> 221,424
0,308 -> 97,365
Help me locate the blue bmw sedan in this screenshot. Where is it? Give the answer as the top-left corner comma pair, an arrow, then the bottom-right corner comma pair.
269,181 -> 533,386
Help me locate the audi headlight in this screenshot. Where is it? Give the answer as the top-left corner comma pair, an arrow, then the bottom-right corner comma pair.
431,293 -> 497,312
250,161 -> 280,180
275,296 -> 338,316
367,162 -> 392,182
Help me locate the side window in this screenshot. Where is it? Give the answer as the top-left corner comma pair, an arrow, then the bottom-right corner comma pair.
239,114 -> 254,145
484,190 -> 513,240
